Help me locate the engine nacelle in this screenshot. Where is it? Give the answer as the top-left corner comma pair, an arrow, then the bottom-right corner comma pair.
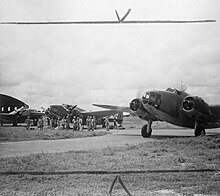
130,98 -> 157,121
130,98 -> 143,112
182,96 -> 211,116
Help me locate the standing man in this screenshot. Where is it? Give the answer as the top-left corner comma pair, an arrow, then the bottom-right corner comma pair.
26,116 -> 31,130
38,117 -> 44,131
72,116 -> 76,131
76,117 -> 79,131
61,117 -> 66,129
91,116 -> 96,131
86,116 -> 90,131
78,116 -> 83,131
105,117 -> 110,131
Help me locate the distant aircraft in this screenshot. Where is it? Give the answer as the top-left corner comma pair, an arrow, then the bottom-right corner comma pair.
45,104 -> 123,127
93,88 -> 220,137
0,94 -> 44,126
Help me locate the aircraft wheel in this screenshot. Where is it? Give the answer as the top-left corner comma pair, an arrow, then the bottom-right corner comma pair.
195,126 -> 206,137
13,122 -> 18,126
141,124 -> 152,138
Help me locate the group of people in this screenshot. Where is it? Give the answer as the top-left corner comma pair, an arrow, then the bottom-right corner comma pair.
26,116 -> 44,131
86,116 -> 96,131
49,116 -> 83,131
26,115 -> 113,132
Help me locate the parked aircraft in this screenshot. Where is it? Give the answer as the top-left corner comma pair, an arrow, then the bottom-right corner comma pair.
93,88 -> 220,137
45,104 -> 123,127
0,94 -> 44,126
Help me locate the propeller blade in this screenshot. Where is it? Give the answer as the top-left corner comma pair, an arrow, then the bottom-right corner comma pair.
72,104 -> 77,109
41,107 -> 46,112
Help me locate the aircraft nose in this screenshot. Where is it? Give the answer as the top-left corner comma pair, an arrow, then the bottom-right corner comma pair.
130,98 -> 141,111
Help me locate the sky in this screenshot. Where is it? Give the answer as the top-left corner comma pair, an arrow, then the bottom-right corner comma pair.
0,0 -> 220,110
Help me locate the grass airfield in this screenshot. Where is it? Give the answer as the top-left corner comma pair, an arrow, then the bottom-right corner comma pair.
0,117 -> 220,195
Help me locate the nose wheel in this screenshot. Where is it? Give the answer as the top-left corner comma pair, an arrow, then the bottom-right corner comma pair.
141,120 -> 152,138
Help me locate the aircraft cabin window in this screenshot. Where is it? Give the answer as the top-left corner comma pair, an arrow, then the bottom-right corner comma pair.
142,92 -> 150,104
1,107 -> 4,112
8,107 -> 10,111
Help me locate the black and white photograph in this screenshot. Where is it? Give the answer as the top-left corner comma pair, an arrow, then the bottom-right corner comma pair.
0,0 -> 220,195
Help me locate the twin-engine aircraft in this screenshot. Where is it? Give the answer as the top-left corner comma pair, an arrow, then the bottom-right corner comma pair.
45,104 -> 123,127
93,88 -> 220,137
0,93 -> 123,127
0,94 -> 44,126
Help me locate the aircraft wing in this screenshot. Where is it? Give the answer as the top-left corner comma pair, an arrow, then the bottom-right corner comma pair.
81,110 -> 119,118
92,104 -> 130,113
22,109 -> 45,118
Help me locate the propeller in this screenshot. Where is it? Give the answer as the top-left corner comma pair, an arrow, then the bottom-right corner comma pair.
130,98 -> 141,112
182,97 -> 195,111
62,104 -> 77,111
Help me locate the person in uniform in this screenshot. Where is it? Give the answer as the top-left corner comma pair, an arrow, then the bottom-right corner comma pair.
26,116 -> 31,130
61,117 -> 65,129
105,116 -> 110,131
89,116 -> 93,131
66,115 -> 70,129
38,117 -> 44,131
72,116 -> 76,131
57,118 -> 60,128
76,117 -> 79,131
113,118 -> 118,129
78,116 -> 83,131
86,116 -> 90,131
91,116 -> 96,131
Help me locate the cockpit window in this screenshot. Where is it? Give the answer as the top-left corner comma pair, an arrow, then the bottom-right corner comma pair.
142,92 -> 161,108
166,88 -> 181,95
142,92 -> 150,104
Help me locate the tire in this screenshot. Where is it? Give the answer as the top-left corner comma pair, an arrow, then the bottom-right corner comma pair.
141,124 -> 152,138
195,126 -> 206,137
13,122 -> 17,126
200,129 -> 206,136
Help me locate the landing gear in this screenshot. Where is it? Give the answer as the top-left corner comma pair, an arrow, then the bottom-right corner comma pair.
13,122 -> 17,126
194,126 -> 206,136
194,121 -> 206,136
141,120 -> 152,138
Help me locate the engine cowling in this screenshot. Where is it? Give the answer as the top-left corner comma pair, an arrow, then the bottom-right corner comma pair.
182,96 -> 211,116
130,98 -> 142,112
130,98 -> 157,121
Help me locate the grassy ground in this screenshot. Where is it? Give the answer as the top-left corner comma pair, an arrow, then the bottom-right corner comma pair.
0,135 -> 220,195
0,126 -> 110,142
0,116 -> 180,142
